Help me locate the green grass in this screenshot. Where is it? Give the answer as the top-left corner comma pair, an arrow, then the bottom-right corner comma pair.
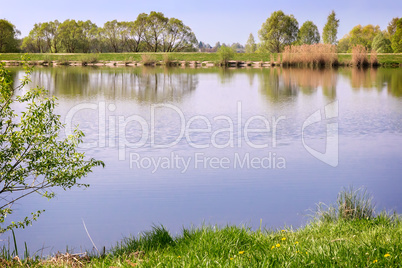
1,52 -> 402,66
1,187 -> 401,267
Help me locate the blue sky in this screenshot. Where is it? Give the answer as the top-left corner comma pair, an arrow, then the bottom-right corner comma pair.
1,0 -> 401,45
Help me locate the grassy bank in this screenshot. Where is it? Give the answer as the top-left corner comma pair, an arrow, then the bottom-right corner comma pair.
1,52 -> 402,66
1,187 -> 401,267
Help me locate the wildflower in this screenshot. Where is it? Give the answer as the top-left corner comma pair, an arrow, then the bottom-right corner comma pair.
239,251 -> 244,255
295,241 -> 299,244
276,244 -> 280,248
271,246 -> 275,250
384,253 -> 390,258
373,259 -> 378,263
230,258 -> 234,260
281,230 -> 285,232
177,256 -> 181,258
281,237 -> 286,241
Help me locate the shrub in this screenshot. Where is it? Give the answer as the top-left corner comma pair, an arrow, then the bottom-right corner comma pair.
217,46 -> 235,65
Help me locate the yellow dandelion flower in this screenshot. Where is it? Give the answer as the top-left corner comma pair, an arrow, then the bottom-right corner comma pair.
276,243 -> 280,248
281,230 -> 285,232
177,256 -> 181,258
239,251 -> 245,255
373,259 -> 378,263
384,253 -> 390,258
271,245 -> 275,250
230,258 -> 234,260
281,237 -> 286,241
306,252 -> 308,254
295,241 -> 299,244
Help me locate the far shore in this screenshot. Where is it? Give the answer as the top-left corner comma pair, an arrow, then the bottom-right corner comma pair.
1,52 -> 402,68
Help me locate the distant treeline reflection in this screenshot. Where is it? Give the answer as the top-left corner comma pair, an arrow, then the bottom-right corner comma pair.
13,67 -> 402,102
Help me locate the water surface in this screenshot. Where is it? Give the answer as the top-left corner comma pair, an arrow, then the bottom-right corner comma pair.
2,66 -> 402,254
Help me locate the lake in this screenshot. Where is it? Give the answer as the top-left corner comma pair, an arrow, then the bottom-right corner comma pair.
2,66 -> 402,255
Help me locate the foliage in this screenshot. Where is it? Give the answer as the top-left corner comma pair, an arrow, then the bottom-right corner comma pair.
245,33 -> 257,53
258,10 -> 299,53
0,60 -> 104,233
297,21 -> 320,45
372,32 -> 393,53
337,36 -> 350,53
322,10 -> 339,45
20,12 -> 197,53
387,17 -> 400,36
391,18 -> 402,53
217,46 -> 235,65
0,19 -> 20,53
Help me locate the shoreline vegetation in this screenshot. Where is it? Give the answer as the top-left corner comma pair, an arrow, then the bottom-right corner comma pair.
1,187 -> 400,267
1,52 -> 402,68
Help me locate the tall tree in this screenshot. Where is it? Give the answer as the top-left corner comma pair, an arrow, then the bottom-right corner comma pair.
348,24 -> 380,50
102,20 -> 124,52
0,19 -> 20,52
258,10 -> 299,53
322,10 -> 339,44
245,33 -> 257,53
391,18 -> 402,53
162,17 -> 197,52
298,21 -> 320,45
372,31 -> 393,53
126,13 -> 148,52
144,11 -> 169,52
40,20 -> 61,53
387,17 -> 400,36
22,23 -> 45,53
58,20 -> 84,53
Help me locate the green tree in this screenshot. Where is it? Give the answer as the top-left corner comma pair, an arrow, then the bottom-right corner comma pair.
348,24 -> 381,50
39,20 -> 61,53
391,18 -> 402,53
217,46 -> 235,65
372,31 -> 393,53
0,62 -> 104,233
162,17 -> 198,52
387,17 -> 400,36
22,23 -> 45,53
298,21 -> 320,45
0,19 -> 20,52
144,11 -> 169,52
102,20 -> 125,53
58,19 -> 85,53
126,13 -> 148,52
337,36 -> 350,52
245,33 -> 257,53
258,10 -> 299,53
322,10 -> 339,44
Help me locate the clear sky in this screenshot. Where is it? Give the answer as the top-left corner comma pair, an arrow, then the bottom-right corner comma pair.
1,0 -> 401,46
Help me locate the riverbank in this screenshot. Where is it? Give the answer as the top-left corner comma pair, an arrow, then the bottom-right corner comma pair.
1,188 -> 401,267
1,52 -> 402,67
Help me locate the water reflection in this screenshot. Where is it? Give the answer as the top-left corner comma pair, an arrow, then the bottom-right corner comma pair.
258,68 -> 337,101
340,67 -> 402,97
10,66 -> 402,102
25,67 -> 199,103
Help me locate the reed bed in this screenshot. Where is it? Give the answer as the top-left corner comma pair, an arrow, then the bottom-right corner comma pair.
351,45 -> 369,67
282,44 -> 338,67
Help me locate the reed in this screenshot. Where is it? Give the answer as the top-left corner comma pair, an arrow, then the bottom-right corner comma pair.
281,44 -> 338,67
351,45 -> 369,67
141,54 -> 157,66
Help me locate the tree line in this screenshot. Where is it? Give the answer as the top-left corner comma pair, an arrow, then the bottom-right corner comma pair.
245,11 -> 401,53
0,12 -> 198,53
1,11 -> 401,54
